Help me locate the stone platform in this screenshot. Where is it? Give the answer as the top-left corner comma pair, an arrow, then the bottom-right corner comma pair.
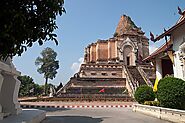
1,109 -> 46,123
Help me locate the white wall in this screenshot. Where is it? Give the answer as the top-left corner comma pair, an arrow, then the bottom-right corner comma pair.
156,59 -> 163,80
172,23 -> 185,80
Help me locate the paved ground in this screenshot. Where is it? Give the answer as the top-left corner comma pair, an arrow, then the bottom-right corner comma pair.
40,107 -> 170,123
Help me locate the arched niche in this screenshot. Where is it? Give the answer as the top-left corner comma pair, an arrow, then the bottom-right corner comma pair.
120,37 -> 136,66
123,45 -> 135,66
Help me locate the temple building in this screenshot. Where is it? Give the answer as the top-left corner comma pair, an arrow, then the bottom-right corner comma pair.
144,9 -> 185,82
57,15 -> 155,97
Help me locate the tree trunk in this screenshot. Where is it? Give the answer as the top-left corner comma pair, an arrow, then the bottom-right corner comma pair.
44,77 -> 48,95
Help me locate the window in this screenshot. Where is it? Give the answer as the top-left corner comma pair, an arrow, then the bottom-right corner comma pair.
112,73 -> 117,76
102,73 -> 108,76
91,73 -> 96,75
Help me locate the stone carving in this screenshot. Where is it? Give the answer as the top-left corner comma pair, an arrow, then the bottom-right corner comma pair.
179,40 -> 185,79
74,73 -> 80,78
0,58 -> 22,120
179,41 -> 185,59
49,86 -> 56,97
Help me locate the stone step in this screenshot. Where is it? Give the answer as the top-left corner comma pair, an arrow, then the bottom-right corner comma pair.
1,109 -> 46,123
127,66 -> 146,85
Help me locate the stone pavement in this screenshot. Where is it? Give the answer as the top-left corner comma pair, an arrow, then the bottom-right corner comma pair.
40,107 -> 170,123
1,109 -> 45,123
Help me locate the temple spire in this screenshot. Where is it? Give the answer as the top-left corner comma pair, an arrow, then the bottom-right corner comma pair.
115,15 -> 141,36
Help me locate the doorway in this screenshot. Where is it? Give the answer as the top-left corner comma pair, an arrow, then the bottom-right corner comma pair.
127,56 -> 130,66
124,45 -> 133,66
161,59 -> 173,77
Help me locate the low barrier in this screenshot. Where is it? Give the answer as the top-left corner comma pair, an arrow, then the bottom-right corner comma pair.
20,97 -> 134,102
133,104 -> 185,123
19,94 -> 134,102
21,104 -> 133,109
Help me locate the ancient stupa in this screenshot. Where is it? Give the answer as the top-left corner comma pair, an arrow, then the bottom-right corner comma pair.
57,15 -> 155,97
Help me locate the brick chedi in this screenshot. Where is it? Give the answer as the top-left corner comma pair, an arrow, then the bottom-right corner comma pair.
57,15 -> 155,97
84,15 -> 149,65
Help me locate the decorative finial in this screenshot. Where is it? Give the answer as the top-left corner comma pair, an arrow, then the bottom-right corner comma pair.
150,32 -> 155,42
178,6 -> 183,15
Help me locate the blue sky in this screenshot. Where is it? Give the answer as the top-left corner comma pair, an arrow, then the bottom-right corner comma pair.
13,0 -> 185,86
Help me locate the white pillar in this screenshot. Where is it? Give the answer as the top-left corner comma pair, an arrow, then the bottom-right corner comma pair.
132,50 -> 136,66
156,59 -> 163,80
0,71 -> 22,120
0,58 -> 22,120
13,75 -> 22,114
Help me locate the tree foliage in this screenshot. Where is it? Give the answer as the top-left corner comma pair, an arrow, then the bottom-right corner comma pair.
134,85 -> 155,104
157,76 -> 185,110
18,75 -> 43,97
0,0 -> 65,59
35,47 -> 59,94
18,75 -> 34,97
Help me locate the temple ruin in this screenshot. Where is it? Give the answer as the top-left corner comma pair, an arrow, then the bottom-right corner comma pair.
57,15 -> 155,98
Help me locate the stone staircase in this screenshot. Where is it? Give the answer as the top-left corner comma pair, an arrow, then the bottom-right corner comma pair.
137,66 -> 153,87
65,87 -> 127,94
126,66 -> 146,86
57,77 -> 128,96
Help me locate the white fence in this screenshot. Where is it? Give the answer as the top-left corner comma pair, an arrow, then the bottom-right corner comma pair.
133,104 -> 185,123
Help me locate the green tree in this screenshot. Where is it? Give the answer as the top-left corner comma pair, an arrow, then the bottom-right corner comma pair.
18,75 -> 44,97
157,76 -> 185,110
134,85 -> 155,104
35,47 -> 59,95
33,84 -> 44,96
0,0 -> 65,59
18,75 -> 35,97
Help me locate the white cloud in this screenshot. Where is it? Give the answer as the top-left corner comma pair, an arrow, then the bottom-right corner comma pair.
149,45 -> 158,54
71,57 -> 84,73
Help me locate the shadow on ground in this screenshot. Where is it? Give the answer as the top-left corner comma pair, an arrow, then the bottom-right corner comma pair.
41,115 -> 103,123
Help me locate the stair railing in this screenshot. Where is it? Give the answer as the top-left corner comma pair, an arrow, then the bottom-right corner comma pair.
123,65 -> 137,96
137,66 -> 153,87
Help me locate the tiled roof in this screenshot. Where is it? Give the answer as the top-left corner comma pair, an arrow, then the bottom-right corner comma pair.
143,40 -> 172,61
154,11 -> 185,41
